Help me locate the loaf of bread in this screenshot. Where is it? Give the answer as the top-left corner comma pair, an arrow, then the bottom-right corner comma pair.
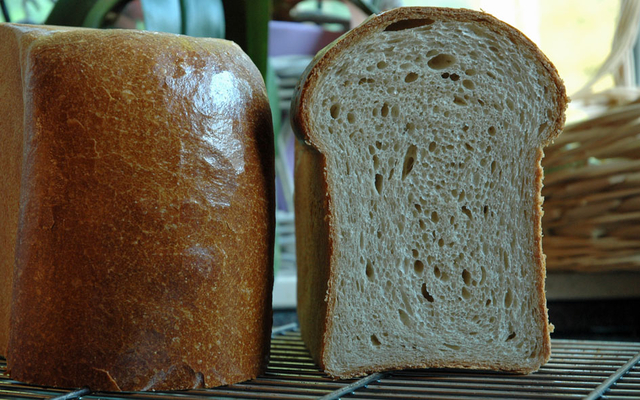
292,7 -> 567,378
0,23 -> 274,391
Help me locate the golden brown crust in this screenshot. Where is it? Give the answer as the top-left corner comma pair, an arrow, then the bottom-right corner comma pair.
291,7 -> 567,376
294,141 -> 333,369
0,25 -> 24,356
534,148 -> 553,364
326,355 -> 543,380
2,24 -> 274,391
0,23 -> 68,357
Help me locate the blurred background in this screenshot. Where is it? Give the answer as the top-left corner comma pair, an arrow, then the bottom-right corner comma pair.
2,0 -> 639,340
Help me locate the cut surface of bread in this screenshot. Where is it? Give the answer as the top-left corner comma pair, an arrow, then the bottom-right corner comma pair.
292,7 -> 567,378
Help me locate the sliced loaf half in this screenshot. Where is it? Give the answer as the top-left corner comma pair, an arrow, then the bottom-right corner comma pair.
291,7 -> 568,378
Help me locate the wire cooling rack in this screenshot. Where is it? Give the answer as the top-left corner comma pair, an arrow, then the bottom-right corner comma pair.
1,323 -> 639,400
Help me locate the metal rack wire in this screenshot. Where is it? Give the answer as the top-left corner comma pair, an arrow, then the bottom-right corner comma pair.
1,323 -> 639,400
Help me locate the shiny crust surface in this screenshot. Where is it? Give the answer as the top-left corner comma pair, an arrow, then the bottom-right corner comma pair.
291,7 -> 567,378
2,24 -> 274,391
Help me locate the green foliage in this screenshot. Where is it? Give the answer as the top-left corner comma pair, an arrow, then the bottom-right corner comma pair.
45,0 -> 225,38
45,0 -> 127,27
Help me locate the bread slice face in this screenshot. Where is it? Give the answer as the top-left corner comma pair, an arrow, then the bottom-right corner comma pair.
292,7 -> 567,378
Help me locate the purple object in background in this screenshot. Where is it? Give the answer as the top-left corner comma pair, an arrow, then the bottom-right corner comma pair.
269,21 -> 345,212
269,20 -> 344,56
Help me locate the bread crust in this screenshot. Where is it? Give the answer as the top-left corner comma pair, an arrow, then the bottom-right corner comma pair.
293,141 -> 333,369
1,24 -> 274,391
291,7 -> 567,378
0,25 -> 24,357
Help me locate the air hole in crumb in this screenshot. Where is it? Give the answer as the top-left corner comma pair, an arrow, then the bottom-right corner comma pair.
546,108 -> 554,119
381,103 -> 390,117
453,96 -> 467,106
505,289 -> 513,308
444,343 -> 460,351
377,61 -> 388,69
506,98 -> 515,111
330,104 -> 340,119
507,332 -> 516,341
412,249 -> 419,257
462,269 -> 472,285
401,144 -> 417,180
347,113 -> 356,124
464,142 -> 474,151
398,309 -> 412,326
491,160 -> 497,174
488,126 -> 496,136
371,334 -> 381,346
384,18 -> 435,31
421,283 -> 434,302
462,206 -> 473,219
428,141 -> 437,152
431,211 -> 439,223
366,261 -> 374,281
461,287 -> 471,300
391,105 -> 400,118
465,68 -> 477,76
450,73 -> 460,81
414,203 -> 422,213
414,260 -> 424,274
406,122 -> 415,133
428,54 -> 456,70
463,79 -> 475,89
438,238 -> 445,247
433,266 -> 441,278
405,72 -> 419,83
441,72 -> 450,79
375,174 -> 383,194
538,122 -> 548,134
359,77 -> 375,85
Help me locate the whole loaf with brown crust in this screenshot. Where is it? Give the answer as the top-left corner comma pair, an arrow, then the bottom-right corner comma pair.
0,23 -> 274,391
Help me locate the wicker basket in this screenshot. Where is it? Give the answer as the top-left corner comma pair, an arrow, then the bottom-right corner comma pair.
542,98 -> 640,272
